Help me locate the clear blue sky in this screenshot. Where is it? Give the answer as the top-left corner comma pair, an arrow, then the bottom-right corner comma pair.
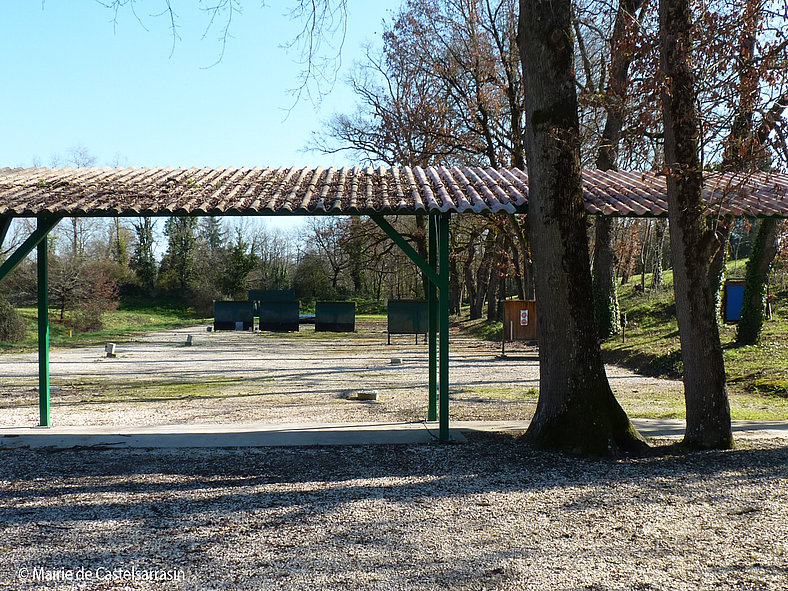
1,0 -> 398,169
1,1 -> 400,231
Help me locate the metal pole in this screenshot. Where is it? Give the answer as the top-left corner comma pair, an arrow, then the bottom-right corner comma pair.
439,213 -> 450,441
428,215 -> 438,422
37,224 -> 50,427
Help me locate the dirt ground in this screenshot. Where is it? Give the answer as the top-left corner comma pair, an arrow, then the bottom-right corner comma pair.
0,322 -> 684,428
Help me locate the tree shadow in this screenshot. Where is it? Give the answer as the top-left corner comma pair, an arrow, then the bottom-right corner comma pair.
2,433 -> 786,589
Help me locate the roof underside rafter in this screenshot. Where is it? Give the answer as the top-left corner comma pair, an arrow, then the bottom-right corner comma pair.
0,165 -> 787,218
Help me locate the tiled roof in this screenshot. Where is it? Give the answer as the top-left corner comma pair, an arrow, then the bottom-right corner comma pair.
0,165 -> 786,218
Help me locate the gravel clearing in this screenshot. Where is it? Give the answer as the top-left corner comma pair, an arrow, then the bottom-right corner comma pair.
1,435 -> 786,590
0,324 -> 683,427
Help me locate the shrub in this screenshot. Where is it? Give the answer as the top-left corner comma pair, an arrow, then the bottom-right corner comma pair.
0,298 -> 27,342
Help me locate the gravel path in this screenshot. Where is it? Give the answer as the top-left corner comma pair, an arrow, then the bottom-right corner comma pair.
0,324 -> 683,428
1,435 -> 786,590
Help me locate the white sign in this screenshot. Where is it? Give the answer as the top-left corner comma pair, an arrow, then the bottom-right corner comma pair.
520,309 -> 529,326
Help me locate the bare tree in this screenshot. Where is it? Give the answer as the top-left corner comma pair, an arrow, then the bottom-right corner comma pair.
585,0 -> 647,338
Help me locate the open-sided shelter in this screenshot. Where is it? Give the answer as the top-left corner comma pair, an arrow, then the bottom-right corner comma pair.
1,165 -> 787,441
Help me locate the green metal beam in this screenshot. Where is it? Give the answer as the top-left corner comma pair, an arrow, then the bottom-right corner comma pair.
370,215 -> 440,287
37,226 -> 50,427
0,217 -> 61,284
0,217 -> 12,250
428,215 -> 438,422
439,213 -> 451,441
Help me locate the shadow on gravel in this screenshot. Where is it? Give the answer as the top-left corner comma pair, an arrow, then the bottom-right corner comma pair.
1,433 -> 786,527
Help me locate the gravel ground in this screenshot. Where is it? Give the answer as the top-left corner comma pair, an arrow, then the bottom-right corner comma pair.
1,326 -> 785,590
1,435 -> 786,590
0,324 -> 683,427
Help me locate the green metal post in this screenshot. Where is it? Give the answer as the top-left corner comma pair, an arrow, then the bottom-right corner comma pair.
37,222 -> 50,427
439,213 -> 451,441
428,215 -> 438,422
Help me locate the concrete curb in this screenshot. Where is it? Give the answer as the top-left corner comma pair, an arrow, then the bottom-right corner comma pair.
1,419 -> 785,449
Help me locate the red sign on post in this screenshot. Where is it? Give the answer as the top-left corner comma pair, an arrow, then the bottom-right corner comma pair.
520,309 -> 529,326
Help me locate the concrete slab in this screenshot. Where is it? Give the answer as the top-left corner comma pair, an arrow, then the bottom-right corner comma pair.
453,419 -> 788,440
0,419 -> 785,450
0,421 -> 467,449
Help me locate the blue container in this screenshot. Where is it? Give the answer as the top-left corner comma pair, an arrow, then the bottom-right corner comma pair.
724,281 -> 746,322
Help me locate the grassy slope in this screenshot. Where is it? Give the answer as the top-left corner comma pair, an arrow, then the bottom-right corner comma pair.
603,265 -> 788,397
599,265 -> 788,419
457,262 -> 788,420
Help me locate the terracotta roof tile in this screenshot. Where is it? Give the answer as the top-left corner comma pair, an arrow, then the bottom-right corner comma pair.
0,166 -> 786,218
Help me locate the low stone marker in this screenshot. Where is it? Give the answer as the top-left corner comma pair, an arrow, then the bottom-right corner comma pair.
105,343 -> 117,358
356,390 -> 379,401
390,358 -> 403,365
186,335 -> 193,346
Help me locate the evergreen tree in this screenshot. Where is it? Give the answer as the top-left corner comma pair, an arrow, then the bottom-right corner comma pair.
130,217 -> 157,294
159,217 -> 198,295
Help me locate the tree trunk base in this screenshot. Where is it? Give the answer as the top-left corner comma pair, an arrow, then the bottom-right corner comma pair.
524,403 -> 648,456
682,425 -> 733,451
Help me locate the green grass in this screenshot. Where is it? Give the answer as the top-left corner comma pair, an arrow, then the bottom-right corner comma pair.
0,297 -> 203,353
356,314 -> 387,323
458,386 -> 539,401
610,384 -> 788,420
462,317 -> 503,341
604,263 -> 788,400
455,260 -> 788,420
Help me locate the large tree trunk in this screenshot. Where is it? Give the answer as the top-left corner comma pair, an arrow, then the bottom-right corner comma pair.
721,1 -> 784,344
737,218 -> 783,345
518,0 -> 645,455
659,0 -> 732,449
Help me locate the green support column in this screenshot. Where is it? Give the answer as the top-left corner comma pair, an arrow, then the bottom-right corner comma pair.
428,215 -> 438,422
37,223 -> 51,427
439,213 -> 451,441
371,213 -> 448,436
